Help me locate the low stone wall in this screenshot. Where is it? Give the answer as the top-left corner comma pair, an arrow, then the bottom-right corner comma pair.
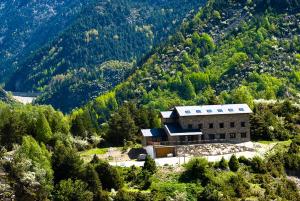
176,143 -> 254,156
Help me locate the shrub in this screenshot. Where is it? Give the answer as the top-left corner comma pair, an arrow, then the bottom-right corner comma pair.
143,155 -> 156,174
251,156 -> 267,174
229,155 -> 240,172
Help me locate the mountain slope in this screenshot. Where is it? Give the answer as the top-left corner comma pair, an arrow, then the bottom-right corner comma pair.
5,0 -> 205,93
0,0 -> 89,82
0,88 -> 14,103
80,0 -> 300,123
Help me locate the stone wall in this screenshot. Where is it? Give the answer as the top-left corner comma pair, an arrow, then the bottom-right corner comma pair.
178,114 -> 251,142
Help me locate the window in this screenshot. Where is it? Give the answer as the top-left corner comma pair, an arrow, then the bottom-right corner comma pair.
228,108 -> 234,112
196,110 -> 201,113
217,109 -> 223,112
230,122 -> 235,128
230,133 -> 236,139
219,133 -> 225,139
239,108 -> 245,111
241,122 -> 246,127
209,134 -> 215,140
198,124 -> 203,130
209,123 -> 214,129
188,124 -> 193,129
180,136 -> 186,142
219,123 -> 224,128
188,136 -> 193,141
207,109 -> 213,113
241,132 -> 247,138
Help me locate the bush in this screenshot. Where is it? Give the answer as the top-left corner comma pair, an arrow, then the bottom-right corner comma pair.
183,157 -> 212,184
229,155 -> 240,172
143,155 -> 156,174
251,156 -> 267,174
217,157 -> 228,170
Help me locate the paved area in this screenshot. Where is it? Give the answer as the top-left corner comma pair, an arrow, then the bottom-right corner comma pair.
110,151 -> 257,167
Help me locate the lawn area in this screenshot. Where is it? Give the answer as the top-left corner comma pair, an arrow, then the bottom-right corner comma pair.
258,140 -> 291,145
80,148 -> 108,156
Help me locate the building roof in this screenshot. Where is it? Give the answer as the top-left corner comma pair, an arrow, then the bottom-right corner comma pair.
174,104 -> 252,117
141,128 -> 165,137
164,123 -> 202,136
160,111 -> 174,119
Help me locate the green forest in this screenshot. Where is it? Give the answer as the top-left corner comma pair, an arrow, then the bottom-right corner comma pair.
4,0 -> 205,112
0,100 -> 300,200
1,0 -> 300,200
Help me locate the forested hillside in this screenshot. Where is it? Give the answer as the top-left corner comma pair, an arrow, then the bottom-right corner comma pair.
5,0 -> 204,93
36,61 -> 134,112
75,0 -> 300,126
0,88 -> 13,103
0,0 -> 89,82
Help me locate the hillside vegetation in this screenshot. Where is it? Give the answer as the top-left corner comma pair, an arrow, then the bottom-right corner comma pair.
0,0 -> 89,82
5,0 -> 205,109
76,0 -> 300,124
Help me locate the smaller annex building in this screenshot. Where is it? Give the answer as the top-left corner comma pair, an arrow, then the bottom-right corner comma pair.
141,104 -> 252,158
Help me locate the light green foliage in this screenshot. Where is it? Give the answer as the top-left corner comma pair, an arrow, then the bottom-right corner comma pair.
11,136 -> 53,200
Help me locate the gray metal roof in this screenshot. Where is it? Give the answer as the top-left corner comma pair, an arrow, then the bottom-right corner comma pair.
160,111 -> 173,119
174,104 -> 252,117
164,124 -> 202,136
141,128 -> 164,137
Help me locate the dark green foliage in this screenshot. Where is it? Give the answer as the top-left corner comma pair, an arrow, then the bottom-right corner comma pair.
250,102 -> 298,141
53,179 -> 93,201
94,160 -> 123,190
107,105 -> 138,145
182,157 -> 212,185
82,164 -> 102,199
52,142 -> 84,183
106,102 -> 160,145
216,157 -> 228,170
229,155 -> 239,172
250,156 -> 267,174
143,155 -> 157,175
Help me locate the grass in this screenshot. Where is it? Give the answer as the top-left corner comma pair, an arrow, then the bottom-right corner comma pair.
80,148 -> 108,156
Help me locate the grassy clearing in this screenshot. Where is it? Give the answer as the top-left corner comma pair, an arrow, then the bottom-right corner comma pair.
80,148 -> 108,156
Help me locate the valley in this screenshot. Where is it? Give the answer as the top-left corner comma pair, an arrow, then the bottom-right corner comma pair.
0,0 -> 300,200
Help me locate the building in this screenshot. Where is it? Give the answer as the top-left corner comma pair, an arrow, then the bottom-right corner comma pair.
141,104 -> 252,158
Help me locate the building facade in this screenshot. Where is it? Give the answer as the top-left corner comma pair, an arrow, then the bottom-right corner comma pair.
141,104 -> 252,158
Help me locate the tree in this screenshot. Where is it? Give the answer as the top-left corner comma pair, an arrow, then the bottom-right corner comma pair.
183,157 -> 212,185
181,77 -> 196,100
52,142 -> 84,183
11,136 -> 53,200
94,160 -> 123,190
107,106 -> 138,145
142,155 -> 156,174
82,164 -> 102,199
229,155 -> 239,172
218,157 -> 228,170
231,86 -> 254,109
35,113 -> 52,143
53,179 -> 93,201
251,156 -> 266,173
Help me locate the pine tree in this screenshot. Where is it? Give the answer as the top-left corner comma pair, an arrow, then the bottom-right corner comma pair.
107,106 -> 138,145
35,113 -> 52,143
229,155 -> 240,172
143,155 -> 156,174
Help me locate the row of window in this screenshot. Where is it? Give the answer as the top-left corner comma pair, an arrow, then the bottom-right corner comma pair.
188,122 -> 246,130
207,132 -> 247,140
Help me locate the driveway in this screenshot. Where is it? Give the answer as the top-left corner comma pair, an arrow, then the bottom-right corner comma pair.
109,151 -> 257,167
